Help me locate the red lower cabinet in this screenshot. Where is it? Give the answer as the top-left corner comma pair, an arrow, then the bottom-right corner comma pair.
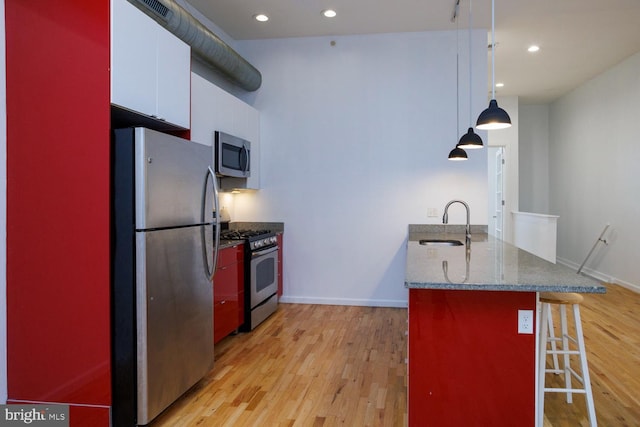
5,1 -> 111,424
68,406 -> 111,425
408,289 -> 536,426
214,244 -> 245,344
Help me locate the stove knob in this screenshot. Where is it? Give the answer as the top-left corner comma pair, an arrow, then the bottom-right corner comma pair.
263,238 -> 270,246
255,240 -> 262,249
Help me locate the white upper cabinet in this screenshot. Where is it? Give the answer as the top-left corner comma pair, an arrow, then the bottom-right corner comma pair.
191,73 -> 260,190
111,0 -> 190,129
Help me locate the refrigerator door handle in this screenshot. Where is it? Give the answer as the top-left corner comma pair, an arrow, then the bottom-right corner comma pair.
202,166 -> 219,282
211,166 -> 221,275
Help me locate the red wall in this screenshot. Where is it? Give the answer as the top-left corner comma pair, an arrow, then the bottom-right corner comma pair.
5,0 -> 111,422
409,289 -> 536,426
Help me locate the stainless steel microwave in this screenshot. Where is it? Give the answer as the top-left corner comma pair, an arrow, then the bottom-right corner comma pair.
214,131 -> 250,178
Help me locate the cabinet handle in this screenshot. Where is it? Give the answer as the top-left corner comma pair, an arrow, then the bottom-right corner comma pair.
221,300 -> 226,304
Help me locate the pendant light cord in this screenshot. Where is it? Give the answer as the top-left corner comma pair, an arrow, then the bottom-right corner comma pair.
469,0 -> 473,126
491,0 -> 496,99
456,8 -> 460,138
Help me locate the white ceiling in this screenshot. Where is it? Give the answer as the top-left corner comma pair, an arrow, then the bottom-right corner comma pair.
185,0 -> 640,104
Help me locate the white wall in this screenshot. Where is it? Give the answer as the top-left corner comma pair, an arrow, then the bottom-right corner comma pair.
227,30 -> 488,306
549,50 -> 640,291
519,104 -> 550,214
1,0 -> 8,404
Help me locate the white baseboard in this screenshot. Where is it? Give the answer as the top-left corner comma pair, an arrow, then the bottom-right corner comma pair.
557,257 -> 640,294
278,295 -> 408,308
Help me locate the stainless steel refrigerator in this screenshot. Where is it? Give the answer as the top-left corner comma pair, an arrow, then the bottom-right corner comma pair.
112,127 -> 220,426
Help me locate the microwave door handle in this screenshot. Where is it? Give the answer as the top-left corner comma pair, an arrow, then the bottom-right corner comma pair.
241,145 -> 249,174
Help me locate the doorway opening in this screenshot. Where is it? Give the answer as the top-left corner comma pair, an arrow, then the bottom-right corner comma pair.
488,146 -> 505,239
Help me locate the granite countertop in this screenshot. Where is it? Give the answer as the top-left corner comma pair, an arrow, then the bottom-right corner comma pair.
229,221 -> 284,233
405,225 -> 606,293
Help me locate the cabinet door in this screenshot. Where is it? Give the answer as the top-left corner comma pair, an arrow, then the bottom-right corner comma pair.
191,73 -> 235,145
213,245 -> 244,343
111,0 -> 156,116
214,264 -> 239,344
190,73 -> 216,146
111,0 -> 190,128
6,0 -> 111,411
155,25 -> 190,128
245,107 -> 261,190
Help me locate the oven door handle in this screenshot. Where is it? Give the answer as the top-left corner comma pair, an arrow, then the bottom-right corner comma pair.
252,245 -> 278,258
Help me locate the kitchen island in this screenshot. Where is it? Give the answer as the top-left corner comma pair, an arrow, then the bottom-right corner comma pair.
405,225 -> 605,426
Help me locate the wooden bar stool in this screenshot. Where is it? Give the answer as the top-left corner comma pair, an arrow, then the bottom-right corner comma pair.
537,292 -> 597,426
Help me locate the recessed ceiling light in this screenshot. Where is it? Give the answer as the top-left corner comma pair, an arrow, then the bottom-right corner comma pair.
528,45 -> 540,53
495,83 -> 505,88
254,14 -> 269,22
322,9 -> 337,18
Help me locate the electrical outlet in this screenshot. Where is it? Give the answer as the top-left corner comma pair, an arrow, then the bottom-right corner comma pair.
518,310 -> 534,334
427,208 -> 439,217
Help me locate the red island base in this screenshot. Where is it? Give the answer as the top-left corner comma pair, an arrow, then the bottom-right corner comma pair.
408,289 -> 536,426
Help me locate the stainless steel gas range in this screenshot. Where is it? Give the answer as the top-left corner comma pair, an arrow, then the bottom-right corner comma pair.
220,229 -> 279,331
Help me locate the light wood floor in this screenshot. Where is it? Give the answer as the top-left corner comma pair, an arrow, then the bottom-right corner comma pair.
543,284 -> 640,426
152,304 -> 407,426
151,284 -> 639,426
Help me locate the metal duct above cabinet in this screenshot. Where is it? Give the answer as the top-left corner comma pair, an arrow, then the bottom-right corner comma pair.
111,0 -> 191,129
126,0 -> 262,92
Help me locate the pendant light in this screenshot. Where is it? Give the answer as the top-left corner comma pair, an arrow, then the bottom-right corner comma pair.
448,146 -> 468,160
449,3 -> 468,161
476,0 -> 511,130
458,0 -> 484,149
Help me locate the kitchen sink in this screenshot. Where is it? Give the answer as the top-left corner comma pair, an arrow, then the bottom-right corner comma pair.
419,239 -> 464,246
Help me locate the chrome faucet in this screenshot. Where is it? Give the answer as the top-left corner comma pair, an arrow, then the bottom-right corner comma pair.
443,200 -> 471,242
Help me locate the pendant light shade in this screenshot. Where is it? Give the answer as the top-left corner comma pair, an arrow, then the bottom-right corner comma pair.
448,146 -> 468,161
457,127 -> 483,149
476,99 -> 511,130
476,0 -> 511,131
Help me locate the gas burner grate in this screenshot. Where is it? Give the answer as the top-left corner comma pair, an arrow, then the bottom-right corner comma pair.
221,229 -> 272,240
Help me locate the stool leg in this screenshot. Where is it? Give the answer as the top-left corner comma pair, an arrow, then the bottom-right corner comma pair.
538,302 -> 550,427
547,307 -> 560,373
573,304 -> 597,427
560,304 -> 572,403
